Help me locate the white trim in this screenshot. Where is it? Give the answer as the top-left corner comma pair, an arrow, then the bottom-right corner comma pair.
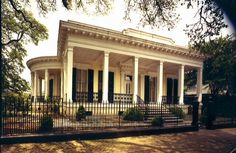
68,36 -> 203,68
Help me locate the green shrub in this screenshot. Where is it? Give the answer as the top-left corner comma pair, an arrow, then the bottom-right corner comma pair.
123,107 -> 144,121
39,116 -> 53,132
76,106 -> 86,121
152,116 -> 164,127
52,102 -> 60,114
169,107 -> 186,119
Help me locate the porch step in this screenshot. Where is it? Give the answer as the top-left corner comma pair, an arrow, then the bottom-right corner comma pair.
138,105 -> 184,124
144,116 -> 184,123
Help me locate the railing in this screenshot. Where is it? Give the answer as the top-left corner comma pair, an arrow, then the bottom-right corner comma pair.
114,93 -> 133,103
137,95 -> 144,105
162,96 -> 179,104
201,94 -> 236,129
75,92 -> 132,103
76,92 -> 88,102
1,95 -> 198,136
35,96 -> 62,103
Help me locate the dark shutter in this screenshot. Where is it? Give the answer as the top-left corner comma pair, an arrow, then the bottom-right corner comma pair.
108,72 -> 114,103
72,68 -> 77,102
144,75 -> 150,103
174,79 -> 178,104
98,71 -> 103,102
167,78 -> 173,104
88,69 -> 94,103
49,79 -> 53,98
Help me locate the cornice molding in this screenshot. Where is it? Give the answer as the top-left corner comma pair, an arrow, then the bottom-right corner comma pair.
27,56 -> 61,69
58,20 -> 204,61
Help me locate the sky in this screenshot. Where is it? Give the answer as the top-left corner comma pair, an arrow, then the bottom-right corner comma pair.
22,1 -> 234,83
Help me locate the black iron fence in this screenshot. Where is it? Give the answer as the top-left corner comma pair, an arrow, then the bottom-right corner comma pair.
1,95 -> 198,136
201,94 -> 236,128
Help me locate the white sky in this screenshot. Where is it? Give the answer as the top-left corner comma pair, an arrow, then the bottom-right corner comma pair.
22,1 -> 234,83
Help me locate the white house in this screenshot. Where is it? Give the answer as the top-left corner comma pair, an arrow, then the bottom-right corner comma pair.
27,20 -> 204,104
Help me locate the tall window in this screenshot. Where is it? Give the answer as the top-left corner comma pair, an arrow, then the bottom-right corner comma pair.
77,69 -> 87,92
125,75 -> 132,94
149,77 -> 157,102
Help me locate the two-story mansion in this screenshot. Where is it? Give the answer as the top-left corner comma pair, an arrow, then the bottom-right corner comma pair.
27,20 -> 204,104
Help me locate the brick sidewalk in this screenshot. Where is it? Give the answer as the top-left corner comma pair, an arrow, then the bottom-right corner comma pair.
2,128 -> 236,153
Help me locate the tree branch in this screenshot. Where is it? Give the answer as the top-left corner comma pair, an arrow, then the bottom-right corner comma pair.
8,0 -> 34,28
2,31 -> 24,47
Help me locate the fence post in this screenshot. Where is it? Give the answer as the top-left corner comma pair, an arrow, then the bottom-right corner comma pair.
191,99 -> 199,129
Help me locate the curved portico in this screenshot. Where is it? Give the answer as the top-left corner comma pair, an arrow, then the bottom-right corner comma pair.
27,20 -> 204,104
27,56 -> 62,101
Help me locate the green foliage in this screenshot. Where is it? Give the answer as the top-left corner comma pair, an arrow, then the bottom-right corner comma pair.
52,102 -> 60,114
169,107 -> 186,119
2,0 -> 112,95
123,107 -> 144,121
76,106 -> 86,121
39,116 -> 53,132
200,36 -> 236,96
151,116 -> 164,127
3,95 -> 32,117
124,0 -> 230,47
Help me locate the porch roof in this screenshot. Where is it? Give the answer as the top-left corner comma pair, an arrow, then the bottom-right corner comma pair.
26,56 -> 61,70
57,20 -> 204,60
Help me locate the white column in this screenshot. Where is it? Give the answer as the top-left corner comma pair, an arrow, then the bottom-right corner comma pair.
66,47 -> 73,102
157,61 -> 163,104
63,59 -> 67,100
39,78 -> 42,96
178,65 -> 185,104
133,57 -> 139,103
120,71 -> 125,93
44,69 -> 49,99
61,68 -> 64,98
33,71 -> 37,102
102,52 -> 109,103
38,78 -> 40,96
31,72 -> 34,96
140,74 -> 144,99
197,67 -> 203,103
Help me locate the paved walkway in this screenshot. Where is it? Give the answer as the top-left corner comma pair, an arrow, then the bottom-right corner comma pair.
1,128 -> 236,153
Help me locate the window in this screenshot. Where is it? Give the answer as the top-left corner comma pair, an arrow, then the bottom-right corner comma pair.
77,69 -> 87,92
125,75 -> 132,94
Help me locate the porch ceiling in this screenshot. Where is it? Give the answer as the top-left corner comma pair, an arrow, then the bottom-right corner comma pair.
73,47 -> 196,74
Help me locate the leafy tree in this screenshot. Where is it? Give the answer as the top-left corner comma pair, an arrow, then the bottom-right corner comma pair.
2,0 -> 235,95
123,0 -> 233,48
199,35 -> 236,96
1,0 -> 111,94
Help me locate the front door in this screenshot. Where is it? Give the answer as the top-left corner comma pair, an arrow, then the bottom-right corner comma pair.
150,77 -> 157,102
98,71 -> 103,103
167,78 -> 173,104
87,69 -> 94,103
144,75 -> 150,103
108,72 -> 114,103
49,79 -> 53,99
173,79 -> 178,104
72,68 -> 77,101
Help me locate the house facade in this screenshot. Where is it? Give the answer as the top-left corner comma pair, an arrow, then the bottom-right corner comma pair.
27,20 -> 204,104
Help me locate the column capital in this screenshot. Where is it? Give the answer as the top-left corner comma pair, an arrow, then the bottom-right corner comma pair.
67,47 -> 74,52
179,64 -> 185,68
104,51 -> 110,55
159,61 -> 164,65
197,67 -> 203,71
134,56 -> 139,60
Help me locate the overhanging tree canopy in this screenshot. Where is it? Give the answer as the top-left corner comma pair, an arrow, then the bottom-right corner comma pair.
1,0 -> 234,95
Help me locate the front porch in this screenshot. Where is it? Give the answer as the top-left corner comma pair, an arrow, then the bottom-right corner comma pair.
29,50 -> 202,105
27,21 -> 203,105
